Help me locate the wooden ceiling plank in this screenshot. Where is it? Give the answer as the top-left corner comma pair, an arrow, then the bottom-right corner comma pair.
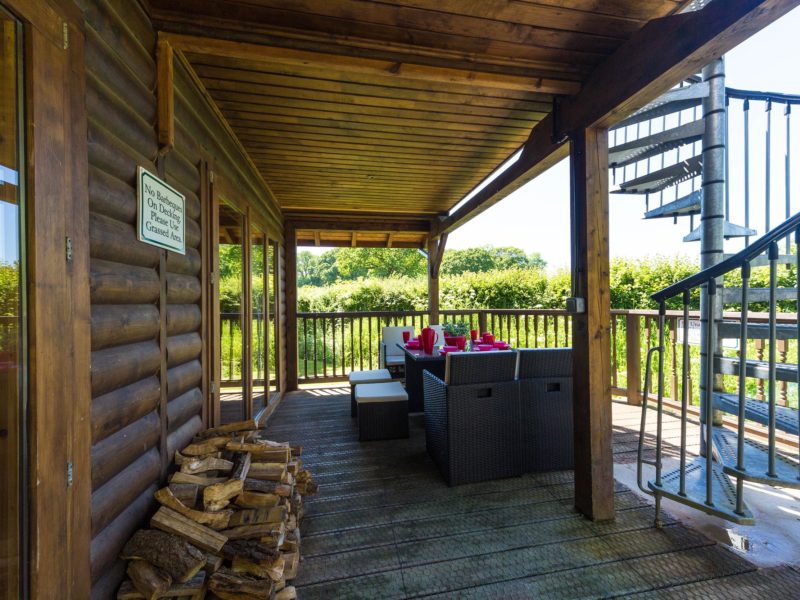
163,32 -> 582,94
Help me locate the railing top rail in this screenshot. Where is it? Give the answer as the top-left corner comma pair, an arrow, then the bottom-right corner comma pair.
727,87 -> 800,106
651,211 -> 800,304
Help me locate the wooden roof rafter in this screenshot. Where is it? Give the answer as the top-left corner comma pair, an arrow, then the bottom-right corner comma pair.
288,211 -> 431,249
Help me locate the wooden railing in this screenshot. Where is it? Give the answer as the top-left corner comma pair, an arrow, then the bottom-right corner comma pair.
285,308 -> 798,409
220,312 -> 278,388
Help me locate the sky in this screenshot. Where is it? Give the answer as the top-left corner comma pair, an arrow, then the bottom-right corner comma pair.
308,6 -> 800,272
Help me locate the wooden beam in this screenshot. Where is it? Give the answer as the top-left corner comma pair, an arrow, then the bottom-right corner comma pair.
157,39 -> 175,153
427,234 -> 447,324
284,222 -> 298,391
162,32 -> 579,95
386,233 -> 394,248
313,230 -> 320,247
570,127 -> 614,521
287,215 -> 431,233
434,0 -> 800,237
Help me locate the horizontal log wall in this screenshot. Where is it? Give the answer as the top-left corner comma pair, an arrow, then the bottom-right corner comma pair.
81,1 -> 283,598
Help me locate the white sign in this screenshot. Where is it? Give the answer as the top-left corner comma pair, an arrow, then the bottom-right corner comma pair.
137,166 -> 185,254
677,319 -> 739,349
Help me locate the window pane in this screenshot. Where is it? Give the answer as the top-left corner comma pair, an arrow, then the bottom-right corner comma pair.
218,202 -> 244,423
250,229 -> 265,412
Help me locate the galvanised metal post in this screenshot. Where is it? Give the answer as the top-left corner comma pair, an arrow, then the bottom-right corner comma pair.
699,58 -> 726,440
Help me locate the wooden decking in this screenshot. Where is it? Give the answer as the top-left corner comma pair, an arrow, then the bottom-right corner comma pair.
263,386 -> 800,599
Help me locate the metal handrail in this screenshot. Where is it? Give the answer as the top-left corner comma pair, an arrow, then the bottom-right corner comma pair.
652,210 -> 800,303
727,87 -> 800,105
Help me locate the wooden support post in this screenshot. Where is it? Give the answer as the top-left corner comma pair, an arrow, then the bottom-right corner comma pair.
625,313 -> 641,406
570,127 -> 614,522
285,222 -> 299,391
156,38 -> 174,154
427,234 -> 447,324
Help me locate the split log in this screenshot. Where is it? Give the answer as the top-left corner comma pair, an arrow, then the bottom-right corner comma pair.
180,456 -> 233,475
282,552 -> 299,581
170,472 -> 227,487
181,436 -> 230,456
231,554 -> 285,582
230,452 -> 252,482
168,483 -> 198,507
116,572 -> 206,599
150,507 -> 227,553
234,491 -> 280,509
227,441 -> 290,463
121,530 -> 205,583
228,507 -> 287,528
154,487 -> 232,530
243,479 -> 292,497
195,419 -> 259,439
248,463 -> 287,482
275,586 -> 297,600
223,521 -> 285,542
126,560 -> 171,600
202,480 -> 244,511
205,554 -> 223,574
208,568 -> 272,600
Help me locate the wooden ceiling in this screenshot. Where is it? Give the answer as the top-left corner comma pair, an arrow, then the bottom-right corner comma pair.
151,0 -> 689,222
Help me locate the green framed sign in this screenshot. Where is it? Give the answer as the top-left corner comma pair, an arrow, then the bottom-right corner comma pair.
137,166 -> 186,254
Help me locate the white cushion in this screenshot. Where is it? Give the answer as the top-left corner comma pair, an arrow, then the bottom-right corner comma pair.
355,381 -> 408,404
349,369 -> 392,385
382,326 -> 414,357
429,324 -> 445,347
385,356 -> 405,366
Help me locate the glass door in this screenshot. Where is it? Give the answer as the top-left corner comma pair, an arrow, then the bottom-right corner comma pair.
0,7 -> 25,597
218,201 -> 245,423
268,241 -> 279,394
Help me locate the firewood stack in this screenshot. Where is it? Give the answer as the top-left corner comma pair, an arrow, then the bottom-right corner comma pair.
116,418 -> 317,600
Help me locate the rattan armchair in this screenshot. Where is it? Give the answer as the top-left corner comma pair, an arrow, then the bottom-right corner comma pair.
517,348 -> 574,472
423,351 -> 521,486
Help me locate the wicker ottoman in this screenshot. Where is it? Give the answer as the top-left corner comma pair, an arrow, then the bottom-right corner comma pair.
349,369 -> 393,417
355,381 -> 409,441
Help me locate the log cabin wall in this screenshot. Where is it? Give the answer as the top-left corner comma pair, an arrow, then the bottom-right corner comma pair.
78,1 -> 283,597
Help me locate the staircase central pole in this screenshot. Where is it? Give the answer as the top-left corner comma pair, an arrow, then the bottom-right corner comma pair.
700,57 -> 727,438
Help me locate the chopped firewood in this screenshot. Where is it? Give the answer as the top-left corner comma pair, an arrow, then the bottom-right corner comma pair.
235,491 -> 280,509
248,463 -> 287,482
228,506 -> 287,528
169,483 -> 199,508
224,520 -> 285,541
230,452 -> 252,481
209,568 -> 272,600
232,554 -> 285,582
282,552 -> 299,581
151,507 -> 228,554
227,441 -> 291,463
121,530 -> 206,583
170,472 -> 227,487
182,437 -> 231,456
180,456 -> 234,475
126,559 -> 172,600
206,553 -> 224,574
275,586 -> 297,600
289,445 -> 302,457
205,499 -> 230,512
195,419 -> 259,439
243,479 -> 292,497
286,460 -> 302,476
155,487 -> 232,530
116,572 -> 206,599
203,479 -> 244,510
281,529 -> 300,554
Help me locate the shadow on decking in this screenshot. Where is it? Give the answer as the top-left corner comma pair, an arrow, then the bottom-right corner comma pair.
262,387 -> 800,599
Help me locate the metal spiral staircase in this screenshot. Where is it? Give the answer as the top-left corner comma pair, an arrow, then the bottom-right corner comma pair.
621,64 -> 800,525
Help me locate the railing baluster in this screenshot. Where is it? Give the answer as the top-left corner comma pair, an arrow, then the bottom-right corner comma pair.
785,104 -> 792,254
744,99 -> 751,246
768,241 -> 778,477
611,316 -> 618,389
705,279 -> 717,507
313,317 -> 318,378
525,314 -> 530,348
655,302 -> 666,491
796,227 -> 800,479
766,99 -> 772,231
324,317 -> 329,378
680,291 -> 690,497
736,262 -> 750,515
303,318 -> 308,379
359,317 -> 364,372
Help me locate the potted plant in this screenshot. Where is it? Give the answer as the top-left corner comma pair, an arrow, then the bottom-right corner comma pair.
443,320 -> 469,349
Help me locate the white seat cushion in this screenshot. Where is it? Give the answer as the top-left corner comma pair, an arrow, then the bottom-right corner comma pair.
355,381 -> 408,404
349,369 -> 392,385
382,326 -> 414,357
385,356 -> 405,366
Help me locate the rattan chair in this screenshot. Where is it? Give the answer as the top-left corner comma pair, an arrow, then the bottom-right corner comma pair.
517,348 -> 574,472
423,351 -> 521,485
379,326 -> 414,378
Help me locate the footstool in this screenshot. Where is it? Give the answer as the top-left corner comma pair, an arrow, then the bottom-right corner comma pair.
354,381 -> 409,441
349,369 -> 393,417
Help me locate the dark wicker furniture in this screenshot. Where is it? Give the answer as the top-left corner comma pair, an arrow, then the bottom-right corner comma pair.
518,348 -> 574,472
355,381 -> 409,441
401,346 -> 446,412
423,351 -> 520,485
